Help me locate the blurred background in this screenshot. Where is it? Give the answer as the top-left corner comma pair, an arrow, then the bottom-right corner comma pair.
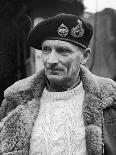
0,0 -> 116,104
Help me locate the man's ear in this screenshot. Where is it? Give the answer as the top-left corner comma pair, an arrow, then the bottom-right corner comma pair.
81,48 -> 91,64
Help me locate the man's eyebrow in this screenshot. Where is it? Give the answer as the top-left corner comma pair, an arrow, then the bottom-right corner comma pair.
42,44 -> 50,47
42,44 -> 75,52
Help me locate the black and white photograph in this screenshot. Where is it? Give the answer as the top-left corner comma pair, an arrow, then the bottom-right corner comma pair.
0,0 -> 116,154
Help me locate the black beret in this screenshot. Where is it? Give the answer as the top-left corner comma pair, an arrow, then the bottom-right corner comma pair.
28,13 -> 93,49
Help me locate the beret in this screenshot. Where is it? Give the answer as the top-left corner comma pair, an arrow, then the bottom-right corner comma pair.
28,13 -> 93,49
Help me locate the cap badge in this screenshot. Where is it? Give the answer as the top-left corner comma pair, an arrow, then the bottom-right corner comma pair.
57,23 -> 69,37
71,19 -> 84,38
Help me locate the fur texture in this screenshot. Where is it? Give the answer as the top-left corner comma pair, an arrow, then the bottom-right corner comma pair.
0,65 -> 116,155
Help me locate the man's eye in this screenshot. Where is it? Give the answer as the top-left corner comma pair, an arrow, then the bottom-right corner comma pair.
57,48 -> 71,56
42,47 -> 51,53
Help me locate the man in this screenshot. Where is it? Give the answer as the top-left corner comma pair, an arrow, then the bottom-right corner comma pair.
0,13 -> 116,155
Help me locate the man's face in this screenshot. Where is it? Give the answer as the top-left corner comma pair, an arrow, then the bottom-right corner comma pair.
41,40 -> 84,85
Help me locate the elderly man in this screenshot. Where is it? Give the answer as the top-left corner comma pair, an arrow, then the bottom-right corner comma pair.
0,13 -> 116,155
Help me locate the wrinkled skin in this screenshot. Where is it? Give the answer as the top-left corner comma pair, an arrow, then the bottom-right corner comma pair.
41,40 -> 90,91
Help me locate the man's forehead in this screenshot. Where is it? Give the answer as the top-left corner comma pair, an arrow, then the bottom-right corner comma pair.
42,39 -> 81,50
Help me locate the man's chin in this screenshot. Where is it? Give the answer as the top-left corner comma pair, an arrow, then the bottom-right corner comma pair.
47,74 -> 65,83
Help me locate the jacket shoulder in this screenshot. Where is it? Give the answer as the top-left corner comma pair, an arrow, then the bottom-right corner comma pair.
4,69 -> 45,98
93,75 -> 116,91
93,75 -> 116,106
4,75 -> 34,97
80,65 -> 116,93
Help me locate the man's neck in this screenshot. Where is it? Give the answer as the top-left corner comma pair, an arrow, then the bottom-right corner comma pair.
46,77 -> 81,92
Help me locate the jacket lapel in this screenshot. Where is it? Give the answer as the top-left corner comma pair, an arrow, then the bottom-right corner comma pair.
83,90 -> 104,155
80,65 -> 116,155
0,98 -> 42,154
0,70 -> 46,154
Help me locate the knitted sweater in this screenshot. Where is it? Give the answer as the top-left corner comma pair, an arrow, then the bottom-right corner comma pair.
30,82 -> 86,155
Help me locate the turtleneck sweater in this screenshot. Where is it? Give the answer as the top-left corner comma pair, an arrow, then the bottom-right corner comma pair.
30,82 -> 86,155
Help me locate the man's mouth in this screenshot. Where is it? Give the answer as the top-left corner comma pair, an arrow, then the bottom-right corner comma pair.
51,68 -> 62,71
47,68 -> 63,74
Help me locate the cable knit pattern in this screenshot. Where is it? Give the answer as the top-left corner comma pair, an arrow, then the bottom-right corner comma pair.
30,82 -> 86,155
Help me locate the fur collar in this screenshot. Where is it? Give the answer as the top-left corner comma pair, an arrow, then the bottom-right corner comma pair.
0,65 -> 116,155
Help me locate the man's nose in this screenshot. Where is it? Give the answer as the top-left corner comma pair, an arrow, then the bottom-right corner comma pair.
47,50 -> 59,64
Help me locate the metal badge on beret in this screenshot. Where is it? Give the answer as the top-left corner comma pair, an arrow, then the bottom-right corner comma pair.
71,19 -> 84,38
57,23 -> 69,37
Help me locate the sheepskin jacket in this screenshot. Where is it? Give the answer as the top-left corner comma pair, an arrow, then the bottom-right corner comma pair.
0,65 -> 116,155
